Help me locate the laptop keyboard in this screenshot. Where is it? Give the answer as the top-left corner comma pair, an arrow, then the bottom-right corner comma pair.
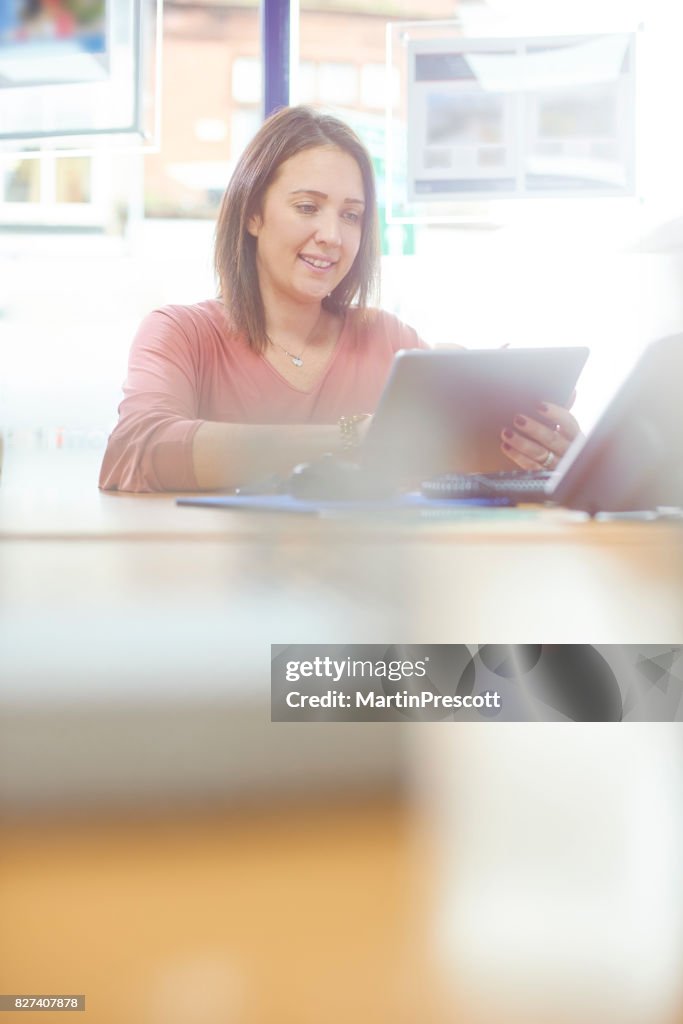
421,470 -> 555,502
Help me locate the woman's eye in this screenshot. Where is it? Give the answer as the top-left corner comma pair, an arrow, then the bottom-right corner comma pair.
342,210 -> 361,224
296,203 -> 317,215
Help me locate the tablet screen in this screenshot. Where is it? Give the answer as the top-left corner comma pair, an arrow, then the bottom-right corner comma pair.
362,346 -> 589,480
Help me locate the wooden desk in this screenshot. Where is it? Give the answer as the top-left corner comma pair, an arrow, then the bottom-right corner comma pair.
1,447 -> 682,804
2,449 -> 682,639
2,792 -> 682,1024
0,798 -> 437,1024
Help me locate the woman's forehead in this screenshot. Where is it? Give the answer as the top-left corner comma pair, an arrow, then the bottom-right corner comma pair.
272,145 -> 364,194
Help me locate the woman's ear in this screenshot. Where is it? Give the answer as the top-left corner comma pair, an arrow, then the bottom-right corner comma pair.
246,212 -> 261,237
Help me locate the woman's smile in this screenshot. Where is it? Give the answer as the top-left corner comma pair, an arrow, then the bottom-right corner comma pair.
298,253 -> 338,272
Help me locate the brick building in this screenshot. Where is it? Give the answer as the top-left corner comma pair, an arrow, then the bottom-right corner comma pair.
145,0 -> 457,217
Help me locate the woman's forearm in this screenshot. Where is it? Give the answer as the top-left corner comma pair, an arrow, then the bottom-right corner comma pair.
192,420 -> 343,490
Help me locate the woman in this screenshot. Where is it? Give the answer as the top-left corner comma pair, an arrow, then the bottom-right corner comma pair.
99,105 -> 579,492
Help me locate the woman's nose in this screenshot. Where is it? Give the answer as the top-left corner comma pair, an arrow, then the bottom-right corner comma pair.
314,212 -> 342,246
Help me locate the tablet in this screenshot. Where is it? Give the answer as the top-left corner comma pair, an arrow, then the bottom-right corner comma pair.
361,346 -> 589,480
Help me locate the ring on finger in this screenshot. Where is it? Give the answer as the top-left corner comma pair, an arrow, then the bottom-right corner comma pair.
541,449 -> 555,469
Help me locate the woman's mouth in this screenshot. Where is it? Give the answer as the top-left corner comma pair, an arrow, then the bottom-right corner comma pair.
298,254 -> 336,272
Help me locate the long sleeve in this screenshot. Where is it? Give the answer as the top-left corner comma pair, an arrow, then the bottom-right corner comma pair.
99,309 -> 204,492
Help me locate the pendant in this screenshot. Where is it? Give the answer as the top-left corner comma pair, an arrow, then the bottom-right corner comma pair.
291,356 -> 303,367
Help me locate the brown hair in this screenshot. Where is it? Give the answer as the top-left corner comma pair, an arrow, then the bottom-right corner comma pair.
214,105 -> 380,352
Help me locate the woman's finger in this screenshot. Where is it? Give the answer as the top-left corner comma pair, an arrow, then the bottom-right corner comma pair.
511,415 -> 568,455
502,428 -> 555,467
501,441 -> 542,471
535,401 -> 581,442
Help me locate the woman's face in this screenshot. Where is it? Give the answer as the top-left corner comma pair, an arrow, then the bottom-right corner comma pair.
247,145 -> 365,310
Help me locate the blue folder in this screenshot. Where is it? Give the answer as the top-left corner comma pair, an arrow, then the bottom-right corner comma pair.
176,492 -> 514,516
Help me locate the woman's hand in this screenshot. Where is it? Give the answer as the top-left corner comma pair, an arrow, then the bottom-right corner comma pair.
501,395 -> 581,472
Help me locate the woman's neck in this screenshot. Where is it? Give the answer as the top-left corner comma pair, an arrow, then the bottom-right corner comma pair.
262,294 -> 327,349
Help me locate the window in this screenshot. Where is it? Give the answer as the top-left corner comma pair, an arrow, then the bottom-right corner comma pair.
55,158 -> 92,204
232,57 -> 262,104
299,61 -> 318,104
231,108 -> 261,160
144,6 -> 261,219
194,119 -> 228,144
361,63 -> 399,109
318,62 -> 358,105
0,154 -> 103,225
4,159 -> 41,203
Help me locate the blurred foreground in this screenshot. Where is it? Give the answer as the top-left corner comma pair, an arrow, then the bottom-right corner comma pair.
1,726 -> 682,1024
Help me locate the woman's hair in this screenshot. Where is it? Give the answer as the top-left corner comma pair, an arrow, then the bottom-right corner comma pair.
214,105 -> 380,351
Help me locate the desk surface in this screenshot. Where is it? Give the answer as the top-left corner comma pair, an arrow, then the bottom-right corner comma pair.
2,791 -> 681,1024
0,798 -> 440,1024
2,448 -> 682,637
1,446 -> 680,541
1,447 -> 683,805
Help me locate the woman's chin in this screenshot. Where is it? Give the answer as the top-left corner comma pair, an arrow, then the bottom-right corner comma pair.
292,283 -> 337,305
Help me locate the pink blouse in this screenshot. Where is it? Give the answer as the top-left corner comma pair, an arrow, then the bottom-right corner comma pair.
99,299 -> 427,492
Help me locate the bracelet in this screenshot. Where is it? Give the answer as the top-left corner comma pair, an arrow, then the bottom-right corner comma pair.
338,413 -> 367,452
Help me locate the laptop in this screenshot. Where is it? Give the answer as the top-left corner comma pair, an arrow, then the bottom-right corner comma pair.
423,333 -> 683,514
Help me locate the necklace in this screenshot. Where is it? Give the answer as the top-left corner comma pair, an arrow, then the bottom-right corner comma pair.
267,310 -> 328,368
268,337 -> 307,367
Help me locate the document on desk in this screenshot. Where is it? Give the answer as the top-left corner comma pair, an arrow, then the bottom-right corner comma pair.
176,493 -> 516,515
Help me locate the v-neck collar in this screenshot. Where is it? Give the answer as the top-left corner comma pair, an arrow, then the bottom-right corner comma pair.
259,313 -> 350,395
